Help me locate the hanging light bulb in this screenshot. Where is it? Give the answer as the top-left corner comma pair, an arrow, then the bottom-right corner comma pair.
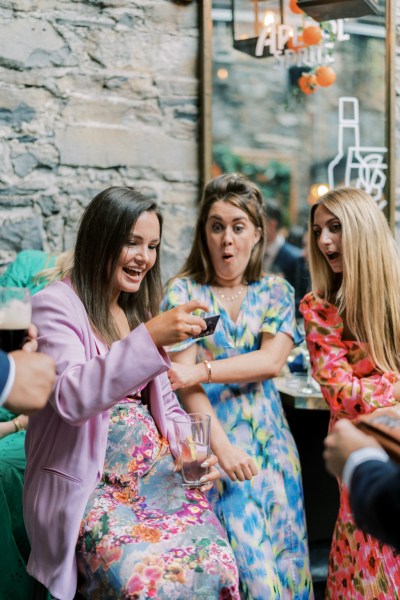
216,68 -> 229,81
263,10 -> 276,27
308,183 -> 329,205
317,184 -> 329,196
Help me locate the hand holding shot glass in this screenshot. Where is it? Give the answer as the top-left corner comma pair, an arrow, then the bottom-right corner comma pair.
173,413 -> 213,488
0,287 -> 32,352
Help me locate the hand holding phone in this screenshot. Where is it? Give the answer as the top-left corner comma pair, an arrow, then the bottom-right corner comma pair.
192,315 -> 220,339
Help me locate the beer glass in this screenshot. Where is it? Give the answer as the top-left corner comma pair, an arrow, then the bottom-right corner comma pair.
173,413 -> 211,488
0,287 -> 31,352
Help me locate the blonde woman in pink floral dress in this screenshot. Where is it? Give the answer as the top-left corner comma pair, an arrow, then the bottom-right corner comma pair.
300,187 -> 400,599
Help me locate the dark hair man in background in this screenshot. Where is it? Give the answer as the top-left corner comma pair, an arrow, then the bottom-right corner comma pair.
263,200 -> 302,289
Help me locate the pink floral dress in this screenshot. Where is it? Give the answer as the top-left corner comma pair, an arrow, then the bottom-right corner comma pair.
300,292 -> 400,599
76,391 -> 240,599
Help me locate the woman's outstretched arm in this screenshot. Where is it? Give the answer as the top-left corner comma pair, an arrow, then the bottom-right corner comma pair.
168,330 -> 293,390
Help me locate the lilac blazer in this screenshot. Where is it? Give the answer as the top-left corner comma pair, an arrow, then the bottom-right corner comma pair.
24,279 -> 186,600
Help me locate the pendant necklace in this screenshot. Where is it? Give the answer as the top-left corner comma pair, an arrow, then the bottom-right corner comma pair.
213,283 -> 247,303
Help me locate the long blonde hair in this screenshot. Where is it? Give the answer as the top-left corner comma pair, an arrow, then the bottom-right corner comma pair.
308,187 -> 400,373
34,249 -> 74,287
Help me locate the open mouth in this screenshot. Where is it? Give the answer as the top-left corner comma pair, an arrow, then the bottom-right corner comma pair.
326,252 -> 339,262
123,266 -> 142,277
222,252 -> 234,260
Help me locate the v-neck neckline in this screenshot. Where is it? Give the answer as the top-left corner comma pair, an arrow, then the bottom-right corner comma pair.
209,283 -> 249,327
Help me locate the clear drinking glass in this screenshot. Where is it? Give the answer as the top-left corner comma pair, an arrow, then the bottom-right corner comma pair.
173,413 -> 211,488
0,287 -> 31,352
298,347 -> 318,395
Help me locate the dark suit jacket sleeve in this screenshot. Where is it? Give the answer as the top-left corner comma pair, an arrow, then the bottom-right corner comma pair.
0,349 -> 11,404
350,459 -> 400,550
274,243 -> 301,288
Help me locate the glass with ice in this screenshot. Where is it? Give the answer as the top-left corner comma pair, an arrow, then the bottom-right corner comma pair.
173,413 -> 211,488
0,287 -> 31,352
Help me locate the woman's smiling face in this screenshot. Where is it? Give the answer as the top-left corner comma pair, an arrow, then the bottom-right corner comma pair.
205,200 -> 261,286
312,204 -> 343,274
111,210 -> 160,298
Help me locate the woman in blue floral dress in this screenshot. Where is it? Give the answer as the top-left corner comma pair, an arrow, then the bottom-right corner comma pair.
162,174 -> 313,600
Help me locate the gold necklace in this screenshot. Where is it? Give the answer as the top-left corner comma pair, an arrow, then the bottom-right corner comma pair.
213,284 -> 247,303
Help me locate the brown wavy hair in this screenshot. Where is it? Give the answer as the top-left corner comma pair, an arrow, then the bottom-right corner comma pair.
176,173 -> 265,284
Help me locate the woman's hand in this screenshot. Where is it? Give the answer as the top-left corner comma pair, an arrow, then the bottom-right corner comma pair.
323,419 -> 381,479
393,381 -> 400,400
214,443 -> 259,482
174,453 -> 220,493
14,414 -> 29,430
22,324 -> 39,352
168,362 -> 206,390
146,300 -> 209,348
198,454 -> 220,492
0,414 -> 29,439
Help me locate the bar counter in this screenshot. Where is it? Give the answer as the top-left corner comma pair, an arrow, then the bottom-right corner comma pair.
274,375 -> 327,411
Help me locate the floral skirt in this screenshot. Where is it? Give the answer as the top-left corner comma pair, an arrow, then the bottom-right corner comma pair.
326,486 -> 400,599
76,400 -> 239,599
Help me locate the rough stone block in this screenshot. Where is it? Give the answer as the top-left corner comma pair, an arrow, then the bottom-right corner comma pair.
0,214 -> 44,250
0,102 -> 36,125
54,125 -> 197,172
86,29 -> 196,76
62,96 -> 158,125
0,18 -> 70,69
148,2 -> 197,30
12,152 -> 38,177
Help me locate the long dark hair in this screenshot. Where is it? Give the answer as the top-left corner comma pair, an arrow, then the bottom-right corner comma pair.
176,173 -> 265,283
72,186 -> 163,345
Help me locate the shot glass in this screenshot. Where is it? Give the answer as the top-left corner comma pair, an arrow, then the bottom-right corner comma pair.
173,413 -> 211,488
0,287 -> 31,352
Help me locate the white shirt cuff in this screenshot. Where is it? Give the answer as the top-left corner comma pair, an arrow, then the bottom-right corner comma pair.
343,446 -> 390,490
0,354 -> 16,407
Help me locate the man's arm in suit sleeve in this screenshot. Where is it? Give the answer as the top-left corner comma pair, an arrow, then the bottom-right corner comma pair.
350,458 -> 400,550
0,349 -> 14,406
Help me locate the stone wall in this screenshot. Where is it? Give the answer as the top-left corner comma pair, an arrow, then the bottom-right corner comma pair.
0,0 -> 200,281
0,1 -> 400,282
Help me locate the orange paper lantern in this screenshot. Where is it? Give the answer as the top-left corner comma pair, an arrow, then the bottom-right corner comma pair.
315,65 -> 337,87
298,74 -> 319,95
289,0 -> 304,14
302,25 -> 322,46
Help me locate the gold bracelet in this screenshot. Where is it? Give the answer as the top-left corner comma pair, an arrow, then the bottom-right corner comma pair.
203,359 -> 212,384
13,418 -> 23,432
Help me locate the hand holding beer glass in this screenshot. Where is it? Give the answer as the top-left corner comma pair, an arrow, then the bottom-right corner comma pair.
173,413 -> 211,488
0,287 -> 32,352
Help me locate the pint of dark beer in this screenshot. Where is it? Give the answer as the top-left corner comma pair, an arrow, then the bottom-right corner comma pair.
0,287 -> 31,352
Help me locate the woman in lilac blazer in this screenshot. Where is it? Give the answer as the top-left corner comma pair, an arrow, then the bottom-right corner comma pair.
24,187 -> 240,600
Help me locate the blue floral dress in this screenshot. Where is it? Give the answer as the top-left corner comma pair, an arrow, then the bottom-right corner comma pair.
76,392 -> 240,599
162,276 -> 313,600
